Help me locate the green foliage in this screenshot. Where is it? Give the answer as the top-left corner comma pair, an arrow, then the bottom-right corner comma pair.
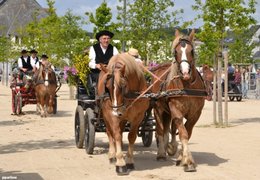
193,0 -> 257,65
86,1 -> 120,38
72,54 -> 90,87
21,0 -> 90,68
0,36 -> 12,62
117,0 -> 182,64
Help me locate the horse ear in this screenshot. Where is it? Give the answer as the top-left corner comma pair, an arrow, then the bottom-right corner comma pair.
189,29 -> 195,42
121,64 -> 126,77
175,29 -> 180,37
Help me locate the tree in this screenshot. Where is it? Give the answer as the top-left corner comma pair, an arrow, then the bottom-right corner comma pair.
117,0 -> 181,64
0,36 -> 12,62
86,1 -> 120,38
193,0 -> 257,127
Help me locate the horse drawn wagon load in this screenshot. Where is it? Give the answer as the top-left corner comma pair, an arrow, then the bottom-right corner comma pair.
74,29 -> 209,175
10,62 -> 61,116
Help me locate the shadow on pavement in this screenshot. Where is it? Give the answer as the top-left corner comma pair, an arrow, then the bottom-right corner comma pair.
0,139 -> 74,154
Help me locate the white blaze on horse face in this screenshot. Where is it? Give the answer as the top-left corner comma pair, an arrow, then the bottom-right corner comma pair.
112,82 -> 118,115
180,46 -> 190,74
44,71 -> 49,86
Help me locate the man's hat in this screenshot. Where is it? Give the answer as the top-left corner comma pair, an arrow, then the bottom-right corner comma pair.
30,49 -> 38,54
128,48 -> 139,57
21,49 -> 28,54
95,30 -> 114,40
41,54 -> 48,59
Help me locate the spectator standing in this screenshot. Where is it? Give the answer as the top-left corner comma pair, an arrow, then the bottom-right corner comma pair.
241,67 -> 249,99
234,68 -> 241,91
255,68 -> 260,99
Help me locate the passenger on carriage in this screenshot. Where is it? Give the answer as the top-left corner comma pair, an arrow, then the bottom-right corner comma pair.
127,48 -> 143,65
17,49 -> 35,78
35,54 -> 55,70
29,49 -> 39,72
86,30 -> 119,99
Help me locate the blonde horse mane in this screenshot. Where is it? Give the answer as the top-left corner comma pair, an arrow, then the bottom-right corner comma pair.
107,53 -> 145,83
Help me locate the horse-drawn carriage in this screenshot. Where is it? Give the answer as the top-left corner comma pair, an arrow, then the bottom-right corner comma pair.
10,64 -> 61,115
74,29 -> 208,175
222,73 -> 242,101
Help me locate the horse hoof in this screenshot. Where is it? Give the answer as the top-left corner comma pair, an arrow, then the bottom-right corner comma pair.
156,156 -> 167,161
116,166 -> 129,175
176,160 -> 181,166
184,164 -> 196,172
109,158 -> 116,164
126,163 -> 135,170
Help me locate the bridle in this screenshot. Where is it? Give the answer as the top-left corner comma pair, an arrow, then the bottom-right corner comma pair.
173,38 -> 195,77
106,65 -> 127,109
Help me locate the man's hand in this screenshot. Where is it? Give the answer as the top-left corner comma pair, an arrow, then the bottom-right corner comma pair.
95,64 -> 101,70
21,68 -> 27,72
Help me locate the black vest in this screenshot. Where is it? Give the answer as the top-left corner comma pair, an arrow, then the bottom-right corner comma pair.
92,43 -> 114,73
21,56 -> 33,70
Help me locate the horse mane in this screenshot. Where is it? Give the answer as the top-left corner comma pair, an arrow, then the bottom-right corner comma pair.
150,63 -> 171,72
37,64 -> 44,81
166,61 -> 179,84
107,53 -> 145,83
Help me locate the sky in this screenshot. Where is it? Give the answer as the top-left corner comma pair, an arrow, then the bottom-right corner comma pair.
37,0 -> 260,32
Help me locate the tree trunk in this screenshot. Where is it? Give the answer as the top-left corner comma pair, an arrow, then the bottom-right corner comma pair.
213,54 -> 217,125
69,85 -> 75,100
217,52 -> 223,126
223,51 -> 228,126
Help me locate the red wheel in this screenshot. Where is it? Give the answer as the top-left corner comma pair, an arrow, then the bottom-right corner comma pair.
11,90 -> 16,114
15,93 -> 22,114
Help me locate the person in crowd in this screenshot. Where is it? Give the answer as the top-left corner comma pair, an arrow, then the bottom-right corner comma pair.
255,68 -> 260,99
88,30 -> 119,99
234,68 -> 241,92
241,67 -> 249,99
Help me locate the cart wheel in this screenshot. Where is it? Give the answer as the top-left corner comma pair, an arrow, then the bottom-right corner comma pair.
53,97 -> 57,114
236,96 -> 242,101
15,93 -> 22,114
74,106 -> 85,148
229,96 -> 235,101
84,108 -> 95,154
11,90 -> 16,114
141,119 -> 153,147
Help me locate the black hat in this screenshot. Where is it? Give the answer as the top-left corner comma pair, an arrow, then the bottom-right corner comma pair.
95,30 -> 114,40
21,49 -> 28,54
41,54 -> 48,59
30,49 -> 38,54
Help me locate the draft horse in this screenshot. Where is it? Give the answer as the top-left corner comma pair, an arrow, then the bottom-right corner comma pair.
34,62 -> 57,117
151,29 -> 206,172
202,64 -> 214,100
97,53 -> 149,175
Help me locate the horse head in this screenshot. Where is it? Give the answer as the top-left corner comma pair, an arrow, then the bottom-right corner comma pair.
172,29 -> 195,81
39,62 -> 54,86
105,61 -> 127,117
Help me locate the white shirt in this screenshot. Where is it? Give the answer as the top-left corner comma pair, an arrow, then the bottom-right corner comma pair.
88,44 -> 119,69
30,56 -> 38,67
18,56 -> 35,69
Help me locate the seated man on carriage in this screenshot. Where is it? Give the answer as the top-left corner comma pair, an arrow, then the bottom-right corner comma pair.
77,30 -> 119,100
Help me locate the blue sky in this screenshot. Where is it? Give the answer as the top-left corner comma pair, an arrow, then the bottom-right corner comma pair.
37,0 -> 260,32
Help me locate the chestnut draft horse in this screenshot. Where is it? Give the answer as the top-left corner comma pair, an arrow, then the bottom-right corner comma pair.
202,64 -> 214,100
151,29 -> 207,172
97,53 -> 149,175
34,62 -> 57,117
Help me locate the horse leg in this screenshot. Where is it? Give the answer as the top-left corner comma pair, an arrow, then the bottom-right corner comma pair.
106,126 -> 116,164
39,97 -> 45,117
154,107 -> 168,161
113,122 -> 128,175
47,94 -> 54,114
167,120 -> 178,156
169,103 -> 196,172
